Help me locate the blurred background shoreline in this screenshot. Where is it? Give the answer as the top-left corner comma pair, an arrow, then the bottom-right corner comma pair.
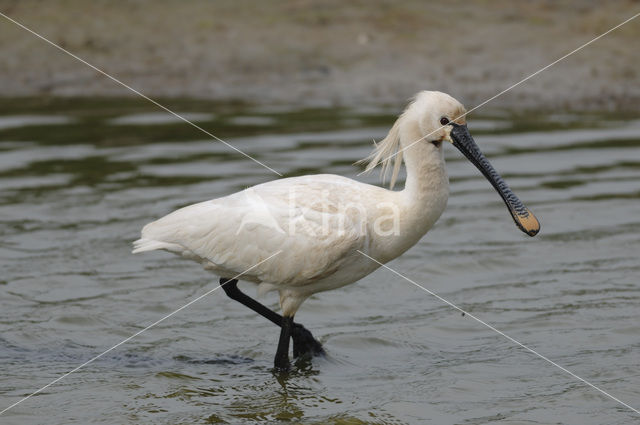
1,0 -> 639,111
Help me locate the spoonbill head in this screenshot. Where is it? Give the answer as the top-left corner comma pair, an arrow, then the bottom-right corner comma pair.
133,91 -> 540,370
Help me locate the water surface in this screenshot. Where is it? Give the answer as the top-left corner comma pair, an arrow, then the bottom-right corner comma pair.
0,98 -> 639,424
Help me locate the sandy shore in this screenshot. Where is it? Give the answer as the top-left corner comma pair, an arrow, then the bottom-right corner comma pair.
0,0 -> 638,110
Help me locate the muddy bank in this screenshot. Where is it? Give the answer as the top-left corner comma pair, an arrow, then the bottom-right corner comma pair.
0,0 -> 639,110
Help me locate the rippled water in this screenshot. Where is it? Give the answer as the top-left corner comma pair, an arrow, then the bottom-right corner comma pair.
0,98 -> 639,424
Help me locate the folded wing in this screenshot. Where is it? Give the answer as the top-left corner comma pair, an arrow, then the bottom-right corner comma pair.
133,176 -> 367,286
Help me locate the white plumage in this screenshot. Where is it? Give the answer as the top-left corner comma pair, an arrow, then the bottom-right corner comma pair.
133,91 -> 465,316
133,90 -> 542,369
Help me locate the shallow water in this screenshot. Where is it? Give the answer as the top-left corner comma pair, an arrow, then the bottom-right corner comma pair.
0,98 -> 639,424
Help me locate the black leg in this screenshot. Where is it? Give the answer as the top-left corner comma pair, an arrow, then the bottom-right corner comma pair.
220,278 -> 324,358
220,278 -> 281,326
274,316 -> 294,370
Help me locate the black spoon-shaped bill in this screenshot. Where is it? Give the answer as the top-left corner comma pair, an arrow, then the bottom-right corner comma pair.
447,123 -> 540,237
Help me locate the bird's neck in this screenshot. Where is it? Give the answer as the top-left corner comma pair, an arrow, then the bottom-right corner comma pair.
400,125 -> 449,203
369,125 -> 449,262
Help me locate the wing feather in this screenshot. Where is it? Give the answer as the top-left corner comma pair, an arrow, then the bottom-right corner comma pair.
133,175 -> 367,286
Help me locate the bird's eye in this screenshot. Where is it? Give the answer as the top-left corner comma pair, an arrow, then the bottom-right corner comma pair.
440,117 -> 450,126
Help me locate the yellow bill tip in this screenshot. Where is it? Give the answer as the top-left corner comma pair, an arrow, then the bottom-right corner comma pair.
515,208 -> 540,237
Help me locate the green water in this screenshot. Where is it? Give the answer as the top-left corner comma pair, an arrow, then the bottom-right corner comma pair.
0,98 -> 639,424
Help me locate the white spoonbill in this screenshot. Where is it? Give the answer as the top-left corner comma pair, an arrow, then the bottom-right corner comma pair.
133,91 -> 540,370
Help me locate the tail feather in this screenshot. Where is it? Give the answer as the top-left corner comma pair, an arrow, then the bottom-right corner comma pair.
132,238 -> 182,254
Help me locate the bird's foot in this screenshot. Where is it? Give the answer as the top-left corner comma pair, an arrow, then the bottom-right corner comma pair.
292,323 -> 325,358
273,355 -> 290,372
